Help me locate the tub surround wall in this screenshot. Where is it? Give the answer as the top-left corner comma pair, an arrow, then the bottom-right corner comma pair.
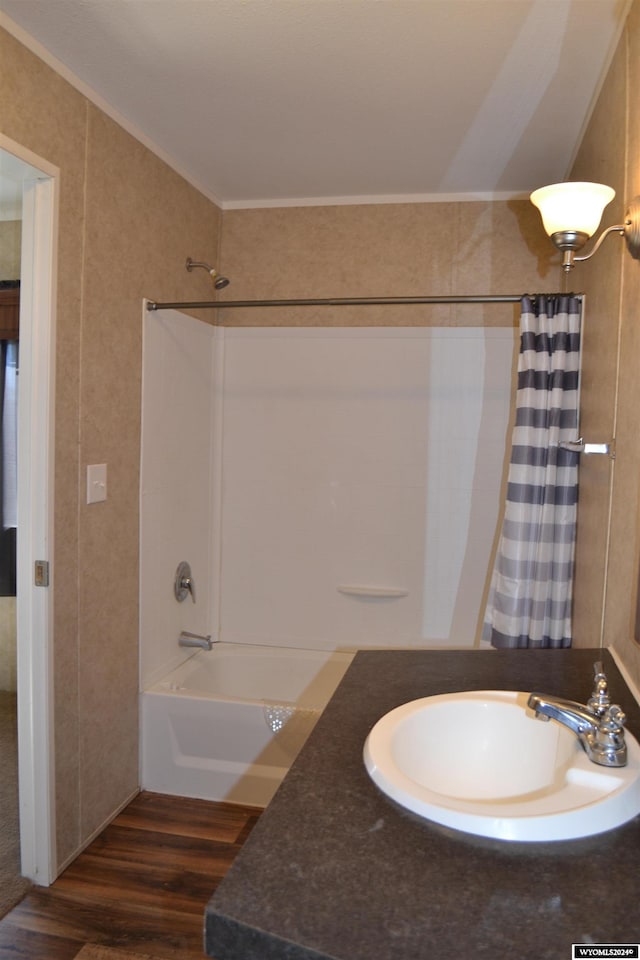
140,307 -> 219,688
142,318 -> 515,655
219,326 -> 515,650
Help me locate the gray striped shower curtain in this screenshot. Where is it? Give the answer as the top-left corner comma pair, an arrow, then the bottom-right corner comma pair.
483,294 -> 581,649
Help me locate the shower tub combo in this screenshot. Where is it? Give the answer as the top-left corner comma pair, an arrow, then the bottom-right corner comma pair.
140,314 -> 517,809
141,642 -> 353,807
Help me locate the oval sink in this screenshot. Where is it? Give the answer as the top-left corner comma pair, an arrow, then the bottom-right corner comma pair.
363,690 -> 640,842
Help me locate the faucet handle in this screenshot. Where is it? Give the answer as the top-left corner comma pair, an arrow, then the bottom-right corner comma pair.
175,561 -> 196,603
588,661 -> 611,718
602,704 -> 626,730
597,705 -> 627,764
586,703 -> 628,767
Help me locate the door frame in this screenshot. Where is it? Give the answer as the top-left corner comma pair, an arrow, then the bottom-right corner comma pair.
1,134 -> 57,885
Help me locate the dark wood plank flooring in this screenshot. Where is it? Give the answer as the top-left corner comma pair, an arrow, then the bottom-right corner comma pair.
0,792 -> 261,959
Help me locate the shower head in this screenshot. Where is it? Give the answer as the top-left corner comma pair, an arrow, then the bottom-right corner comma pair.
185,257 -> 231,290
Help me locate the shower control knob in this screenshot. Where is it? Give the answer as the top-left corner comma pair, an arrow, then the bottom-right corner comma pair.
175,561 -> 196,603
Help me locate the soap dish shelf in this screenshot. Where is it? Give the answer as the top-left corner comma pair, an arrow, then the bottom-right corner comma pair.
337,584 -> 409,598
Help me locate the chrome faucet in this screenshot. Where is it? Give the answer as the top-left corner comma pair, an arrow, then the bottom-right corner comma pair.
178,630 -> 215,651
527,661 -> 627,768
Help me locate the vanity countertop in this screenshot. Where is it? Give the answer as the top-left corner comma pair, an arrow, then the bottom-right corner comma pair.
204,648 -> 640,960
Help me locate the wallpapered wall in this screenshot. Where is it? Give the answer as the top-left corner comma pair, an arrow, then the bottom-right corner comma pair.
1,25 -> 222,869
569,0 -> 640,688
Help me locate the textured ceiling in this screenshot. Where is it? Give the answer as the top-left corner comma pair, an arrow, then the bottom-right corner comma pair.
0,0 -> 630,208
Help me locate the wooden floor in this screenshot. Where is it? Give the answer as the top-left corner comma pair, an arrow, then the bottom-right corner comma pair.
0,792 -> 261,960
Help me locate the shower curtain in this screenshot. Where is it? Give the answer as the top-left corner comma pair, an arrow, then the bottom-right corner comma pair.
483,294 -> 581,649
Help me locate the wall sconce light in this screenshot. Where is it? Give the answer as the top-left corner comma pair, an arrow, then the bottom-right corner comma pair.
530,181 -> 640,271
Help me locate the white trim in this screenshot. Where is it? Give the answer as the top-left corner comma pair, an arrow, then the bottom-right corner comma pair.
1,135 -> 58,886
221,190 -> 529,210
211,325 -> 225,644
0,134 -> 58,183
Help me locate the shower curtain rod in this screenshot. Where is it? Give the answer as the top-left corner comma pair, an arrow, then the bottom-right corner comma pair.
146,294 -> 537,312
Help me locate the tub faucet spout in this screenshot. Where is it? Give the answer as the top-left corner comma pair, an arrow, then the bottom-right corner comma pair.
527,662 -> 627,768
178,630 -> 215,651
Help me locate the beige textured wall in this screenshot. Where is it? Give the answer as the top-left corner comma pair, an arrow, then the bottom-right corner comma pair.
569,0 -> 640,690
219,199 -> 554,327
606,0 -> 640,685
0,220 -> 21,279
568,28 -> 626,651
0,26 -> 221,869
612,0 -> 640,685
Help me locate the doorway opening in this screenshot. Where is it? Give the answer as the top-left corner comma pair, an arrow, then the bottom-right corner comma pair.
0,136 -> 57,889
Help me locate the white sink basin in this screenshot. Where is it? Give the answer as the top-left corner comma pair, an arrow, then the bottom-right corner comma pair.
363,690 -> 640,842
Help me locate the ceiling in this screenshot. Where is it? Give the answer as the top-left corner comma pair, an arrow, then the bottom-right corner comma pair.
0,0 -> 630,209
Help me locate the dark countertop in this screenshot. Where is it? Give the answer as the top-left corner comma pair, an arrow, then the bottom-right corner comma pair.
205,648 -> 640,960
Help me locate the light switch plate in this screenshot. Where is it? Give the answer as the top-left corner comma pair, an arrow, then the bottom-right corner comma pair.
87,463 -> 107,504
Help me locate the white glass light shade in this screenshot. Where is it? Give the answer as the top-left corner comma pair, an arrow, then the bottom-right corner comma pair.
530,182 -> 615,238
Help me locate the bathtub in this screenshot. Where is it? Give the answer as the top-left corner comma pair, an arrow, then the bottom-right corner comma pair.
140,643 -> 353,807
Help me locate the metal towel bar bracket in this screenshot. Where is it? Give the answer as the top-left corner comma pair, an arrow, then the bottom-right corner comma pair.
558,438 -> 616,459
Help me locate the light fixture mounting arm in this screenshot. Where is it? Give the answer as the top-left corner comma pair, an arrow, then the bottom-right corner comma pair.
571,196 -> 640,271
574,224 -> 625,265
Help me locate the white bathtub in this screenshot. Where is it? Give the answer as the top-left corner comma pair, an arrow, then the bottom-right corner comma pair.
140,643 -> 353,807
